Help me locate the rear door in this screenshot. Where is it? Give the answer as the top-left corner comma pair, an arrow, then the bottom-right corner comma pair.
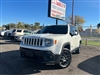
16,29 -> 23,36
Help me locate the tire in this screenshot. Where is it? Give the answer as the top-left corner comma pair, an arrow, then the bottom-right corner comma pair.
56,48 -> 72,69
75,44 -> 81,54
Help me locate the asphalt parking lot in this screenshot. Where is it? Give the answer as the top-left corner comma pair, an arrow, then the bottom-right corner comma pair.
0,36 -> 100,75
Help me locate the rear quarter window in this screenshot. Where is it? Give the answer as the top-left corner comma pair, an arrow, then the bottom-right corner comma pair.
17,30 -> 22,32
23,30 -> 28,33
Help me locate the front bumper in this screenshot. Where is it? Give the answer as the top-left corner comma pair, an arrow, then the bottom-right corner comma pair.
20,47 -> 60,64
15,36 -> 22,41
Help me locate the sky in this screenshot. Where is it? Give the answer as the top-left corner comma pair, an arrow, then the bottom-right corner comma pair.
0,0 -> 100,28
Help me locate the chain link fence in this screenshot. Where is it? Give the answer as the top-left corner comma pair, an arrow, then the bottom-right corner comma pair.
79,26 -> 100,46
79,26 -> 100,37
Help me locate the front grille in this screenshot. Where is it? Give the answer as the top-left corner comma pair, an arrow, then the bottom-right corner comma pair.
23,37 -> 43,46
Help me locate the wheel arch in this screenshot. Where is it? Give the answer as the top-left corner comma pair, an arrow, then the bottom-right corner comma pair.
80,40 -> 82,44
62,42 -> 71,51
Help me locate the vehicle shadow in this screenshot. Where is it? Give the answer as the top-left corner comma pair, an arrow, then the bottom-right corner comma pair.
78,55 -> 100,75
0,41 -> 20,45
0,50 -> 60,74
0,36 -> 11,40
0,37 -> 20,45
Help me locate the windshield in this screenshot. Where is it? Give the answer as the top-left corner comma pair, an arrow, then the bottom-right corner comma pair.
37,25 -> 68,34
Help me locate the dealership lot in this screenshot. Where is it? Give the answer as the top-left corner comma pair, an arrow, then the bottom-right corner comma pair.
0,36 -> 100,75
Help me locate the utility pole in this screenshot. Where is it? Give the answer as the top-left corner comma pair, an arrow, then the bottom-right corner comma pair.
16,20 -> 17,29
75,15 -> 76,26
90,25 -> 93,37
72,0 -> 74,25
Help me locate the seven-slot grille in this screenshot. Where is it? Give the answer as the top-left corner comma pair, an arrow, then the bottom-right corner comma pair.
23,37 -> 43,46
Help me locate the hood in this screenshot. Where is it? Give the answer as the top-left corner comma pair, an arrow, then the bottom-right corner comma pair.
24,34 -> 66,39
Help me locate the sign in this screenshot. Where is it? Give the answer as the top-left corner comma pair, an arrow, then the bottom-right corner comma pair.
48,0 -> 66,20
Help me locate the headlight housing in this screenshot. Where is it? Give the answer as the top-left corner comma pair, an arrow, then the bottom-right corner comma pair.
21,36 -> 24,43
45,39 -> 53,46
22,36 -> 24,40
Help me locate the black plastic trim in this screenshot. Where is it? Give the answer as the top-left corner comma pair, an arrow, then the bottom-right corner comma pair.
20,47 -> 60,64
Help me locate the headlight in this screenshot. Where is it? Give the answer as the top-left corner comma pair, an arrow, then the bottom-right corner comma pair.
22,36 -> 24,40
21,37 -> 24,43
45,39 -> 53,46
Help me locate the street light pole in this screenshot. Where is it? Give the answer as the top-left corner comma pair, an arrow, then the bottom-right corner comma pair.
72,0 -> 74,25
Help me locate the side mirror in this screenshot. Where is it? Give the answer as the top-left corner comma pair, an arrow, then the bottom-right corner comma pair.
74,30 -> 78,35
70,30 -> 78,36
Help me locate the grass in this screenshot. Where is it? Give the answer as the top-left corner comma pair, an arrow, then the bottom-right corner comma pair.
82,40 -> 100,46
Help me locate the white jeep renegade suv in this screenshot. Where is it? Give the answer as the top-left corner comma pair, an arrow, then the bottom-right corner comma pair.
20,24 -> 82,68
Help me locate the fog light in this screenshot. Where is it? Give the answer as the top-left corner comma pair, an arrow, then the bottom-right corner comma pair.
45,56 -> 53,60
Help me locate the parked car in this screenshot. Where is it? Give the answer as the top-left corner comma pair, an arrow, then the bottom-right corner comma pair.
11,29 -> 29,39
14,35 -> 23,41
20,24 -> 82,68
4,30 -> 12,37
14,30 -> 34,41
0,30 -> 7,36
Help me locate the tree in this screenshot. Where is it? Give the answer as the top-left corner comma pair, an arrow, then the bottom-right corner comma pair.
78,26 -> 83,32
0,26 -> 2,30
17,22 -> 25,29
65,15 -> 85,31
34,22 -> 40,29
24,23 -> 31,29
95,29 -> 100,34
75,16 -> 85,26
65,15 -> 85,26
97,23 -> 100,29
40,24 -> 44,29
2,23 -> 16,30
7,23 -> 16,29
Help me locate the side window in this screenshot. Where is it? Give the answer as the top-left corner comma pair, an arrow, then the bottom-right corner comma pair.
28,31 -> 32,33
70,26 -> 74,34
23,30 -> 31,33
70,26 -> 78,35
73,26 -> 78,34
74,26 -> 78,31
17,30 -> 22,32
23,30 -> 28,33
